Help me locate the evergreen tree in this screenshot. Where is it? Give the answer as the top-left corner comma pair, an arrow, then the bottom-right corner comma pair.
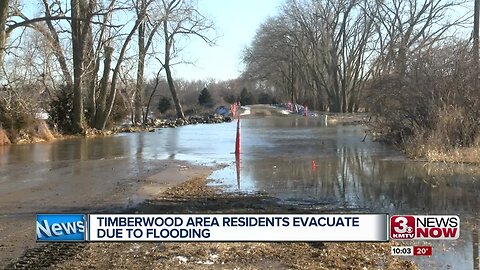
158,96 -> 171,114
239,87 -> 255,105
223,93 -> 237,104
198,87 -> 214,107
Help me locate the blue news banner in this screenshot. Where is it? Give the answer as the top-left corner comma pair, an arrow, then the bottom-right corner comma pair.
36,214 -> 388,242
36,214 -> 86,242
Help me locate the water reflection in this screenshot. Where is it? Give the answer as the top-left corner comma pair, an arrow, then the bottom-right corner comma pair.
207,118 -> 479,216
474,218 -> 479,270
235,153 -> 241,190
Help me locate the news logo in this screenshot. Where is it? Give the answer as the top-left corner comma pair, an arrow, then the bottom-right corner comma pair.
390,215 -> 459,240
36,214 -> 86,242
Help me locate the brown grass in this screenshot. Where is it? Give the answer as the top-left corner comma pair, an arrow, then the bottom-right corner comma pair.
36,120 -> 55,141
404,106 -> 480,164
425,147 -> 480,164
53,242 -> 416,270
0,128 -> 11,145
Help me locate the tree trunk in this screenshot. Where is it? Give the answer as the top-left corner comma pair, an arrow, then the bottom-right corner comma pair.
71,0 -> 95,132
165,63 -> 185,119
0,0 -> 9,69
97,16 -> 144,130
164,19 -> 185,119
71,0 -> 87,133
135,21 -> 146,124
396,45 -> 408,77
83,17 -> 96,120
144,70 -> 161,123
87,0 -> 116,127
474,0 -> 479,89
94,46 -> 114,129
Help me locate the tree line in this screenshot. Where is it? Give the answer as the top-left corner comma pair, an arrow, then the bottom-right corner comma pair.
243,0 -> 480,158
0,0 -> 214,136
243,0 -> 474,113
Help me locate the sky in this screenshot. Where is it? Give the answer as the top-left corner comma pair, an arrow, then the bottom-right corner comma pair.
170,0 -> 283,81
17,0 -> 282,82
13,0 -> 474,83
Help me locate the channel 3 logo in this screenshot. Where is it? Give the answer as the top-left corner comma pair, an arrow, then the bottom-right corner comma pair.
390,215 -> 415,239
390,215 -> 460,240
36,214 -> 86,242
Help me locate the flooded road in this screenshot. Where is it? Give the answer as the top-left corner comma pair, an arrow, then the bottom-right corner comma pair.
1,116 -> 479,269
211,117 -> 480,269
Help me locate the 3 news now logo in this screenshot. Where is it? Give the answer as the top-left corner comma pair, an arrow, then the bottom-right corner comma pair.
36,214 -> 86,242
390,215 -> 460,240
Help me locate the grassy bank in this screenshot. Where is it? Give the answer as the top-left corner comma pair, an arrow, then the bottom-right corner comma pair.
369,105 -> 480,164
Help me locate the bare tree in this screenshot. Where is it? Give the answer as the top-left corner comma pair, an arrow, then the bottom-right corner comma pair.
298,0 -> 374,112
71,0 -> 95,132
134,0 -> 162,124
93,0 -> 153,129
244,0 -> 375,112
7,1 -> 74,89
243,17 -> 293,103
2,0 -> 123,131
2,0 -> 98,90
1,0 -> 218,134
160,0 -> 215,119
372,0 -> 469,76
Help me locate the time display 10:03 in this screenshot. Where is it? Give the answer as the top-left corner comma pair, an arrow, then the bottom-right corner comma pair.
391,246 -> 413,256
391,246 -> 432,256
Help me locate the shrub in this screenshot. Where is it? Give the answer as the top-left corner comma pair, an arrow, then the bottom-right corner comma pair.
0,99 -> 35,133
47,86 -> 74,133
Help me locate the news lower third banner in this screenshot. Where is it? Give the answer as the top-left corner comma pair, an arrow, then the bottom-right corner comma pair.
36,214 -> 388,242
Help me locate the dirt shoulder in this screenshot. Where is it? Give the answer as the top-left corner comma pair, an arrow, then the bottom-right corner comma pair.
0,159 -> 212,269
7,175 -> 417,270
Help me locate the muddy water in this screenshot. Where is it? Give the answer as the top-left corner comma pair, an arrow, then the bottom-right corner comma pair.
0,116 -> 479,269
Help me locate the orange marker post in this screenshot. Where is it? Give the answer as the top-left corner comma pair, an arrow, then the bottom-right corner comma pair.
235,113 -> 241,154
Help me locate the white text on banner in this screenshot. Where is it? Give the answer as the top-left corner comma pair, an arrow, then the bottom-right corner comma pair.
88,214 -> 388,242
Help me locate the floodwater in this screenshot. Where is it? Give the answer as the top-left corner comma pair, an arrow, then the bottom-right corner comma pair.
211,117 -> 480,269
0,116 -> 479,269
